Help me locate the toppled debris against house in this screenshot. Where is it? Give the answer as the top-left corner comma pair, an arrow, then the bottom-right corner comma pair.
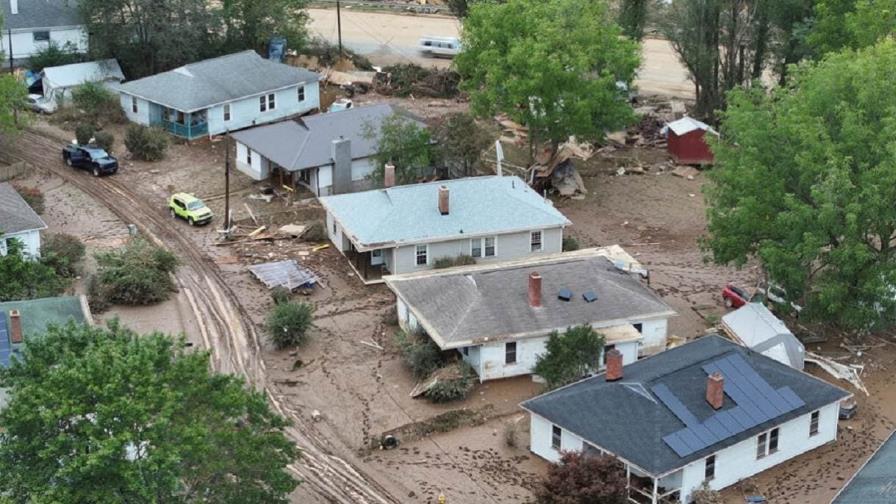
721,303 -> 805,370
248,260 -> 319,290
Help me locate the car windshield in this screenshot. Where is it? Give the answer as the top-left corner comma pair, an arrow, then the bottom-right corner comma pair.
187,200 -> 206,211
88,149 -> 109,160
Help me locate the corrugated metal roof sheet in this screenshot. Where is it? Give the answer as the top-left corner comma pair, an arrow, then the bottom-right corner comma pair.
43,59 -> 125,89
662,116 -> 717,136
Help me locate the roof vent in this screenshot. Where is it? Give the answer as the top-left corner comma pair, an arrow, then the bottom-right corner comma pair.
583,291 -> 597,303
558,288 -> 572,302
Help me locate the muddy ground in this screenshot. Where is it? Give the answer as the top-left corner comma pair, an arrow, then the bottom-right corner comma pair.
6,91 -> 893,504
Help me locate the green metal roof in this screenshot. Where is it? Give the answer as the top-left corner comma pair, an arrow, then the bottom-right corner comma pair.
0,296 -> 90,341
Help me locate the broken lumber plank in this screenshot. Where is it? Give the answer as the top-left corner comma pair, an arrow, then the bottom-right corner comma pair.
244,203 -> 258,225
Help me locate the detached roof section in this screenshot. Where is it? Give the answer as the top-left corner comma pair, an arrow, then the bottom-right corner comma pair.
522,335 -> 848,475
0,182 -> 47,235
662,116 -> 718,136
320,176 -> 570,249
115,50 -> 320,112
722,303 -> 805,370
385,249 -> 674,348
1,0 -> 82,30
231,104 -> 425,172
43,59 -> 125,88
832,430 -> 896,504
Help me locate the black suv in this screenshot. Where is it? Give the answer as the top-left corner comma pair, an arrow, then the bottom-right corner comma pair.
62,144 -> 119,176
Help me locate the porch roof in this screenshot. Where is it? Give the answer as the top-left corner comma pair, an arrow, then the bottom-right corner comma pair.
522,335 -> 849,475
115,50 -> 319,112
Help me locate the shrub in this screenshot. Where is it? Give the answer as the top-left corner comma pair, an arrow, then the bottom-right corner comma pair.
562,236 -> 580,252
86,274 -> 111,313
535,452 -> 627,504
395,329 -> 443,379
425,362 -> 475,403
125,125 -> 169,161
503,421 -> 520,448
270,286 -> 292,305
92,131 -> 115,152
534,325 -> 606,390
302,221 -> 327,242
40,233 -> 85,278
0,237 -> 66,301
434,257 -> 455,269
75,124 -> 94,145
266,301 -> 314,349
12,185 -> 44,214
93,238 -> 178,306
434,255 -> 477,269
454,254 -> 476,266
71,82 -> 124,126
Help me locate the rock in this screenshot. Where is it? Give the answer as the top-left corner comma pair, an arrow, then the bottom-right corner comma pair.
672,166 -> 700,179
616,167 -> 626,176
311,410 -> 322,422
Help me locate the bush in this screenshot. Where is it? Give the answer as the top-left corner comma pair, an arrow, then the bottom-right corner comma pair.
86,275 -> 111,313
535,452 -> 627,504
270,286 -> 292,305
302,221 -> 327,242
425,362 -> 475,403
93,238 -> 178,306
92,131 -> 115,152
0,237 -> 66,301
375,64 -> 460,98
454,254 -> 476,266
71,82 -> 124,126
503,421 -> 520,448
433,257 -> 455,269
266,301 -> 315,349
125,125 -> 169,161
534,325 -> 605,390
40,233 -> 85,278
395,329 -> 443,379
434,255 -> 477,269
562,236 -> 580,252
12,185 -> 44,214
303,38 -> 373,70
75,124 -> 94,145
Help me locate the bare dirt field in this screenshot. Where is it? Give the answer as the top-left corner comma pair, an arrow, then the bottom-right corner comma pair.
3,86 -> 891,503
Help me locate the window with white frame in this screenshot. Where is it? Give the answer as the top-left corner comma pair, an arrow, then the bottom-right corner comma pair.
131,97 -> 138,114
223,103 -> 231,121
768,427 -> 779,454
505,341 -> 517,364
267,93 -> 276,110
484,236 -> 496,257
809,410 -> 820,436
704,455 -> 716,480
297,86 -> 305,102
470,238 -> 482,258
33,31 -> 50,42
551,425 -> 562,450
415,245 -> 428,266
530,230 -> 543,252
471,237 -> 497,258
756,427 -> 779,459
245,148 -> 252,165
259,96 -> 267,112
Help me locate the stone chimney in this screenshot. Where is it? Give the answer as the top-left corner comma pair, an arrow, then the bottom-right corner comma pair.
528,272 -> 542,308
438,185 -> 449,215
9,309 -> 22,344
10,0 -> 18,15
605,349 -> 623,381
384,163 -> 396,188
706,372 -> 724,410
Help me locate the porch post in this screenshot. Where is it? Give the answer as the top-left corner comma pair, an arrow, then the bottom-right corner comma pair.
651,477 -> 658,504
626,465 -> 631,500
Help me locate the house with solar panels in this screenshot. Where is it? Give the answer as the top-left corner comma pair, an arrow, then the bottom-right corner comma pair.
522,335 -> 849,504
385,247 -> 675,381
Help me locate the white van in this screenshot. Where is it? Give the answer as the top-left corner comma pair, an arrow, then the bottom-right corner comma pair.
419,36 -> 461,58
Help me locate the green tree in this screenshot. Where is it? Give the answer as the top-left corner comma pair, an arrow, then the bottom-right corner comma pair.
0,74 -> 26,134
434,112 -> 492,177
0,237 -> 66,301
27,41 -> 81,72
456,0 -> 640,150
40,233 -> 86,278
221,0 -> 309,54
266,301 -> 315,349
364,114 -> 433,185
705,39 -> 896,331
809,0 -> 896,55
618,0 -> 649,40
72,81 -> 123,126
0,321 -> 300,502
533,325 -> 605,389
535,451 -> 627,504
92,237 -> 178,305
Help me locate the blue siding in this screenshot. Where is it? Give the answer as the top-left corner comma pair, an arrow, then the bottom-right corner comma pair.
207,81 -> 320,135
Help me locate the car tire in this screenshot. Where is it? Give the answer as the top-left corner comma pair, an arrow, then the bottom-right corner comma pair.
724,297 -> 733,308
170,209 -> 177,219
65,157 -> 72,167
188,217 -> 195,226
93,167 -> 100,177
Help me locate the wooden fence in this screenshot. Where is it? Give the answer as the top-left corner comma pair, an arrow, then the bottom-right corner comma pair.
0,162 -> 27,182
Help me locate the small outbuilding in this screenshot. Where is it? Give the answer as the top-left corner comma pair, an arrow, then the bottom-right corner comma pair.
41,59 -> 125,104
662,116 -> 718,165
721,302 -> 805,370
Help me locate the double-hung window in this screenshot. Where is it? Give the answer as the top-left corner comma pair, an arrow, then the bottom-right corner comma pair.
415,245 -> 428,266
297,86 -> 305,102
505,341 -> 517,364
470,236 -> 497,258
809,411 -> 820,436
131,97 -> 138,114
223,104 -> 231,122
259,96 -> 267,112
757,427 -> 780,459
551,425 -> 562,450
484,237 -> 496,257
471,238 -> 482,258
704,455 -> 715,481
530,231 -> 543,252
267,93 -> 276,110
768,427 -> 779,454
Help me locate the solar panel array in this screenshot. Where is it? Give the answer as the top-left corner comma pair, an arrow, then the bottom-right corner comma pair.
655,353 -> 806,458
0,315 -> 11,367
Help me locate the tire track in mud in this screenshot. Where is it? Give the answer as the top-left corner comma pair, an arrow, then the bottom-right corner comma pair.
1,130 -> 399,504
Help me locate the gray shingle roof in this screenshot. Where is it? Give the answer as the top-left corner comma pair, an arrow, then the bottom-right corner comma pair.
230,104 -> 424,171
832,430 -> 896,503
522,335 -> 849,475
385,251 -> 674,348
115,51 -> 320,112
320,176 -> 571,249
1,0 -> 82,30
0,182 -> 46,235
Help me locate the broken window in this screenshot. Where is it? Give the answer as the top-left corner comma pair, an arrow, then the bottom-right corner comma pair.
505,341 -> 517,364
415,245 -> 427,266
531,231 -> 543,252
810,410 -> 819,436
551,425 -> 562,450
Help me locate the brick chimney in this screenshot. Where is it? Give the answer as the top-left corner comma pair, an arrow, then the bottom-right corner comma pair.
9,309 -> 22,344
438,185 -> 449,215
384,163 -> 396,188
605,349 -> 623,381
528,272 -> 542,308
706,372 -> 724,410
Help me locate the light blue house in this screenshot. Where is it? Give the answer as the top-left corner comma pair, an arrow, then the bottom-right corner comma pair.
115,50 -> 321,140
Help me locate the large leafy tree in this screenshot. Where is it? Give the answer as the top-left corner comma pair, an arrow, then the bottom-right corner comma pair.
618,0 -> 649,40
535,452 -> 627,504
456,0 -> 639,149
0,321 -> 300,502
364,114 -> 433,186
221,0 -> 308,54
809,0 -> 896,55
434,112 -> 492,178
705,39 -> 896,331
0,237 -> 65,301
533,325 -> 605,389
0,8 -> 26,135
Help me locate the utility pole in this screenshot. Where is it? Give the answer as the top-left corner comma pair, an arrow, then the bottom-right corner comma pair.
224,132 -> 231,233
8,29 -> 17,125
336,0 -> 343,55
